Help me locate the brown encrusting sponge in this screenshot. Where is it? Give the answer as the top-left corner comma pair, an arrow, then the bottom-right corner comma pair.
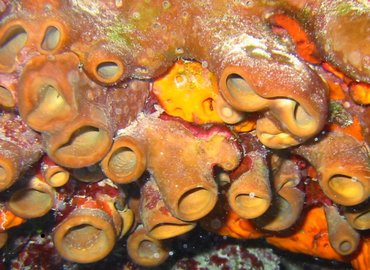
0,0 -> 369,269
0,112 -> 42,191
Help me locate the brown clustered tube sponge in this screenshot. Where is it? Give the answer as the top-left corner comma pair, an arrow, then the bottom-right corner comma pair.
7,175 -> 55,219
126,225 -> 170,267
101,135 -> 146,184
0,0 -> 72,66
0,19 -> 28,73
255,156 -> 304,231
293,131 -> 370,206
140,177 -> 196,240
21,0 -> 331,149
41,156 -> 70,187
146,120 -> 240,222
0,0 -> 369,268
17,52 -> 80,132
0,84 -> 15,109
256,114 -> 303,149
53,208 -> 117,264
6,0 -> 368,152
105,115 -> 241,222
227,152 -> 272,220
344,202 -> 370,231
324,205 -> 360,256
44,104 -> 113,168
53,180 -> 128,264
78,41 -> 126,85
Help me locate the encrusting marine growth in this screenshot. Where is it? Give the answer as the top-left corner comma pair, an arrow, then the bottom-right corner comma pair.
0,0 -> 369,269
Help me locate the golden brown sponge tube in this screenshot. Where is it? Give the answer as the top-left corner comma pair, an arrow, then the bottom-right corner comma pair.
7,175 -> 55,219
0,19 -> 28,72
53,208 -> 117,264
293,131 -> 370,206
324,205 -> 360,256
145,118 -> 240,221
44,105 -> 113,168
82,41 -> 125,85
255,158 -> 304,231
41,157 -> 70,187
37,18 -> 69,54
115,116 -> 241,222
17,53 -> 80,133
256,115 -> 302,149
218,61 -> 328,147
0,140 -> 24,191
140,178 -> 196,240
228,152 -> 272,219
0,84 -> 15,109
344,203 -> 370,231
101,135 -> 146,184
127,226 -> 169,267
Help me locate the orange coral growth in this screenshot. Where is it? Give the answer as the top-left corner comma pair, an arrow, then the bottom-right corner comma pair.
307,165 -> 318,179
322,63 -> 351,84
328,116 -> 364,142
266,207 -> 345,262
153,60 -> 223,124
217,210 -> 263,239
234,115 -> 257,133
0,209 -> 25,231
319,62 -> 366,142
326,77 -> 346,100
350,82 -> 370,105
270,14 -> 321,64
351,237 -> 370,270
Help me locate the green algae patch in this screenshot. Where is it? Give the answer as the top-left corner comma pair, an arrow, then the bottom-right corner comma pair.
329,101 -> 353,127
106,19 -> 135,47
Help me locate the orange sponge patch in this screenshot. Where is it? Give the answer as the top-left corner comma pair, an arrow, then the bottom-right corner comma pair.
153,60 -> 223,124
